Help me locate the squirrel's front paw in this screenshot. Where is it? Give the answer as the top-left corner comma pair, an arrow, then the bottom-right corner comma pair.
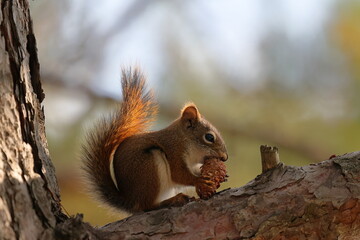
171,193 -> 195,206
158,193 -> 195,209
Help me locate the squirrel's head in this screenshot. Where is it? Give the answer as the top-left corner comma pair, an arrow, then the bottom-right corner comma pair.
179,103 -> 228,170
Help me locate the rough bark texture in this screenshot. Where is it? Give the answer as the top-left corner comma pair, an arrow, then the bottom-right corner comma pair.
0,0 -> 64,239
260,145 -> 280,173
1,1 -> 360,240
60,151 -> 357,240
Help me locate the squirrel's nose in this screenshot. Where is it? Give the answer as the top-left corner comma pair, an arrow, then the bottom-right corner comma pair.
219,152 -> 228,162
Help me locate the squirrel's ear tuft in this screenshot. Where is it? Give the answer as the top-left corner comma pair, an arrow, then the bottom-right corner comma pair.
181,103 -> 200,127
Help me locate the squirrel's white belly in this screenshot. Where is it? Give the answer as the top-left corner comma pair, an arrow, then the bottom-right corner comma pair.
153,149 -> 194,204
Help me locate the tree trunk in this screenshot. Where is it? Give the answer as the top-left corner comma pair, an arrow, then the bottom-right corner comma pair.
0,0 -> 64,239
1,1 -> 360,240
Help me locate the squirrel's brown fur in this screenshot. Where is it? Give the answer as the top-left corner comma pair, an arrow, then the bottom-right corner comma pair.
82,68 -> 228,213
82,69 -> 157,211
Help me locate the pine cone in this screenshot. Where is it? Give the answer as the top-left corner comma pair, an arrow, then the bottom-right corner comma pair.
196,158 -> 228,199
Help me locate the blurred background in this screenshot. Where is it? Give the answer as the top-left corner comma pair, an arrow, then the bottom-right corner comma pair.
29,0 -> 360,226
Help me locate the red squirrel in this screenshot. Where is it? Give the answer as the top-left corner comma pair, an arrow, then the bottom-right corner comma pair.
82,68 -> 228,213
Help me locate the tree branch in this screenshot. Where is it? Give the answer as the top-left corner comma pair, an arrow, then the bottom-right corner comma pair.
55,151 -> 360,239
260,145 -> 280,172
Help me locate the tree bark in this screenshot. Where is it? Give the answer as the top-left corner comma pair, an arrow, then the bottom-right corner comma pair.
58,152 -> 358,240
0,0 -> 64,239
1,1 -> 360,240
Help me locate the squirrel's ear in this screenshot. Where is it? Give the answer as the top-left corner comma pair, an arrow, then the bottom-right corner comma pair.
181,103 -> 200,127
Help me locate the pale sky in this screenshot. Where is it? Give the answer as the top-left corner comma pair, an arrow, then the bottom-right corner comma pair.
58,0 -> 336,95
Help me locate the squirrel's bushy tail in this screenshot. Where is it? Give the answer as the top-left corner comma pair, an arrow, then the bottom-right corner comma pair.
82,68 -> 157,211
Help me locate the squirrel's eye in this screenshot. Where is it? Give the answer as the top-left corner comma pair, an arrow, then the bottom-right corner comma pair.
204,133 -> 215,143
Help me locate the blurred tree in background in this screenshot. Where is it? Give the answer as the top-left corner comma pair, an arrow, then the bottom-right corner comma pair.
29,0 -> 360,225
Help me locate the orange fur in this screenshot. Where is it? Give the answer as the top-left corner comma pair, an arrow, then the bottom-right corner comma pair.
82,68 -> 228,213
82,68 -> 158,211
